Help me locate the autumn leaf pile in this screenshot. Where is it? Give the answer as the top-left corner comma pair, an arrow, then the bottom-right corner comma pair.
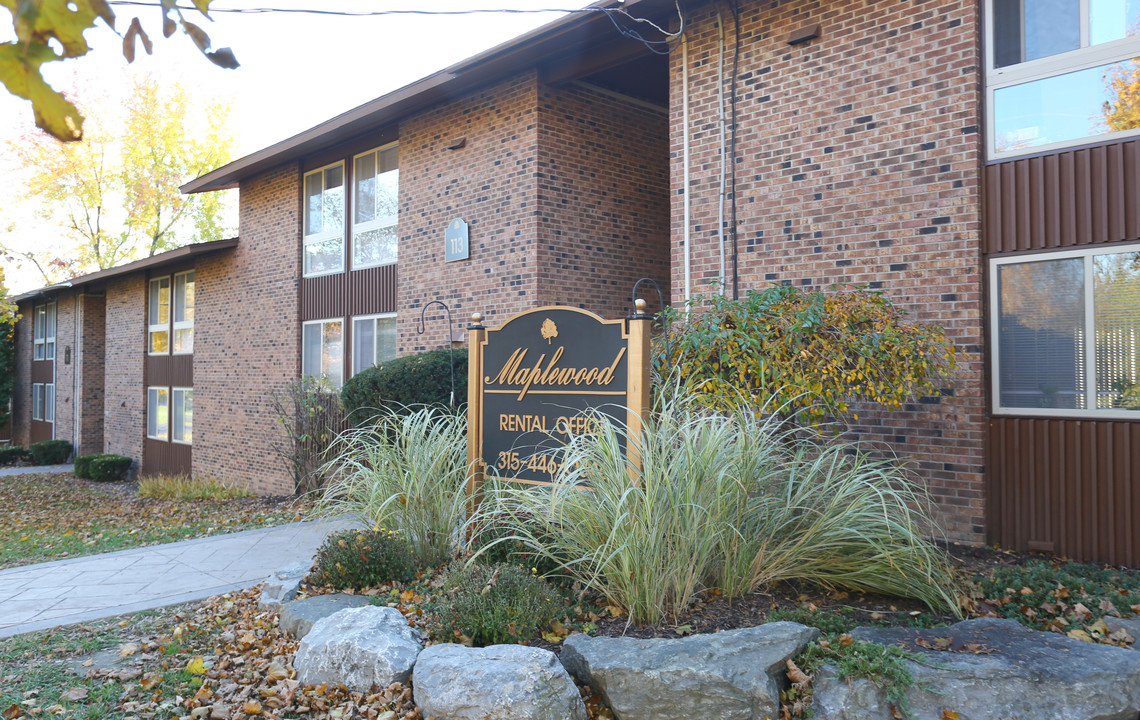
0,473 -> 304,569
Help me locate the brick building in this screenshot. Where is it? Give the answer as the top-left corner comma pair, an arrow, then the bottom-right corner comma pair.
11,0 -> 1140,563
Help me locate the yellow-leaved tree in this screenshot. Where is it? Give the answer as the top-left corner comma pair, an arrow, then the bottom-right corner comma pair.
4,73 -> 235,281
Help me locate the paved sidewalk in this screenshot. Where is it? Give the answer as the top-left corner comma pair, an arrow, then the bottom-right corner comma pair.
0,463 -> 74,477
0,518 -> 356,638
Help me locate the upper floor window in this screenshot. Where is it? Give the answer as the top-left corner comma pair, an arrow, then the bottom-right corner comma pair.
352,144 -> 399,269
303,162 -> 345,277
302,318 -> 344,387
988,0 -> 1140,158
149,272 -> 194,355
33,302 -> 55,361
991,243 -> 1140,417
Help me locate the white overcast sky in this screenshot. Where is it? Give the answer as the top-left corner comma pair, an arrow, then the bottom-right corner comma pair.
0,1 -> 580,292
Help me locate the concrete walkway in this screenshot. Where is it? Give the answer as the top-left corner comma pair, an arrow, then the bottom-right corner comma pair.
0,463 -> 74,476
0,518 -> 356,638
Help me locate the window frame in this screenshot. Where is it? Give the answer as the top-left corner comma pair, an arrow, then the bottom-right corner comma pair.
350,142 -> 399,270
33,302 -> 56,361
171,387 -> 193,445
172,270 -> 195,355
302,317 -> 346,387
32,383 -> 44,422
147,386 -> 170,441
990,242 -> 1140,419
351,312 -> 398,376
303,161 -> 347,278
148,277 -> 172,356
985,0 -> 1140,159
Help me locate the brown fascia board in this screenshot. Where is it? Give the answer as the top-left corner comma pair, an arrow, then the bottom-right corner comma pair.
12,238 -> 239,303
181,0 -> 673,195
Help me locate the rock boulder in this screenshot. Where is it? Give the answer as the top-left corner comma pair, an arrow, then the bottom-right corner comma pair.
293,606 -> 423,692
279,593 -> 369,638
258,561 -> 310,610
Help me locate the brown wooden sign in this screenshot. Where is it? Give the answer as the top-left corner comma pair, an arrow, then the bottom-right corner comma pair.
467,305 -> 651,487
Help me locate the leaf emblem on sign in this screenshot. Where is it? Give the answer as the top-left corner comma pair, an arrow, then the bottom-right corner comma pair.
540,318 -> 558,344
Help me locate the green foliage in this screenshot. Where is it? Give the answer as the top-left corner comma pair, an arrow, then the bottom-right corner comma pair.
315,406 -> 469,568
659,285 -> 956,426
310,528 -> 416,590
341,348 -> 467,426
137,473 -> 253,500
976,560 -> 1140,632
434,562 -> 568,646
479,388 -> 959,625
798,636 -> 921,711
0,446 -> 29,466
0,268 -> 13,428
1,1 -> 237,143
467,514 -> 563,578
80,454 -> 131,482
767,608 -> 860,636
30,440 -> 71,465
268,376 -> 346,495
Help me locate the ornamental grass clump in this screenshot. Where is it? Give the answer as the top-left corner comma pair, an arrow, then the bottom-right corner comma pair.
479,389 -> 959,625
315,405 -> 469,568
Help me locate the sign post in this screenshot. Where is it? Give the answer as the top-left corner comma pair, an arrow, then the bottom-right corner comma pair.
467,301 -> 652,495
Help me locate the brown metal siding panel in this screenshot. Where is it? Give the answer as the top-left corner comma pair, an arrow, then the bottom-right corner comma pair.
172,355 -> 192,386
30,420 -> 53,444
146,356 -> 172,388
301,273 -> 348,321
30,361 -> 52,384
142,438 -> 192,476
348,264 -> 398,316
988,418 -> 1140,565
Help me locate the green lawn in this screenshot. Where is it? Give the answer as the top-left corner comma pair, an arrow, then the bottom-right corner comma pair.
0,472 -> 306,569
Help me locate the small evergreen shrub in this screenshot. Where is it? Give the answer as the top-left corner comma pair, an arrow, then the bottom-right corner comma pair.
309,528 -> 416,590
434,562 -> 568,646
469,515 -> 563,578
30,439 -> 72,465
75,453 -> 132,481
0,445 -> 30,466
341,348 -> 467,425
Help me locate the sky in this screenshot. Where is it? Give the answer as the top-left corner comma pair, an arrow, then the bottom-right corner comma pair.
0,1 -> 584,293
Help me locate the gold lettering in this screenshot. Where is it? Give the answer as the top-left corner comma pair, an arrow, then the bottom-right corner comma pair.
487,348 -> 527,385
500,414 -> 509,431
596,347 -> 626,385
484,345 -> 627,398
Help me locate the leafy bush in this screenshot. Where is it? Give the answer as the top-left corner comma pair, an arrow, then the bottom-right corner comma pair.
316,405 -> 469,568
268,376 -> 346,495
30,439 -> 72,465
341,348 -> 467,425
309,528 -> 416,590
467,515 -> 563,578
659,285 -> 956,425
434,562 -> 568,646
0,445 -> 30,466
137,473 -> 253,500
76,454 -> 132,481
480,389 -> 958,625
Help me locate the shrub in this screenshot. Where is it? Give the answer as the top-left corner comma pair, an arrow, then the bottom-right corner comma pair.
268,376 -> 346,495
659,284 -> 956,426
30,439 -> 72,465
309,528 -> 416,590
137,473 -> 253,500
316,405 -> 469,568
434,562 -> 568,646
0,445 -> 30,466
480,388 -> 959,625
467,513 -> 563,578
78,454 -> 132,482
341,348 -> 467,425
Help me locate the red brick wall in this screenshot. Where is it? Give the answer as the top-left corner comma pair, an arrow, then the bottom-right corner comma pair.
11,301 -> 32,448
536,83 -> 671,316
102,276 -> 146,466
670,0 -> 986,541
398,72 -> 543,352
194,165 -> 300,495
78,293 -> 106,456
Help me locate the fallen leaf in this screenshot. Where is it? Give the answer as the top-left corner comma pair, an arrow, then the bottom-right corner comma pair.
139,672 -> 163,690
541,631 -> 564,643
1071,602 -> 1093,621
942,711 -> 960,720
839,633 -> 854,647
785,658 -> 810,685
118,643 -> 139,657
2,704 -> 21,719
1066,628 -> 1093,643
265,661 -> 289,682
186,656 -> 207,675
61,688 -> 87,702
243,701 -> 263,715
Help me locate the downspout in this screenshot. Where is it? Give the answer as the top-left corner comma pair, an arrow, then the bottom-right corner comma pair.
717,6 -> 727,295
682,32 -> 692,304
73,293 -> 81,454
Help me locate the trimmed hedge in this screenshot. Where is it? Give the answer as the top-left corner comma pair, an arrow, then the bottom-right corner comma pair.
75,454 -> 132,482
30,439 -> 72,465
341,348 -> 467,425
0,445 -> 30,466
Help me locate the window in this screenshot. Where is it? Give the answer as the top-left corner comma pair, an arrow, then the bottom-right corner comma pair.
33,302 -> 55,361
172,388 -> 193,444
352,314 -> 397,375
149,277 -> 171,354
352,144 -> 399,269
302,319 -> 344,387
303,162 -> 346,276
173,271 -> 195,354
987,0 -> 1140,158
991,243 -> 1140,417
147,387 -> 170,440
44,384 -> 54,423
32,383 -> 44,421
